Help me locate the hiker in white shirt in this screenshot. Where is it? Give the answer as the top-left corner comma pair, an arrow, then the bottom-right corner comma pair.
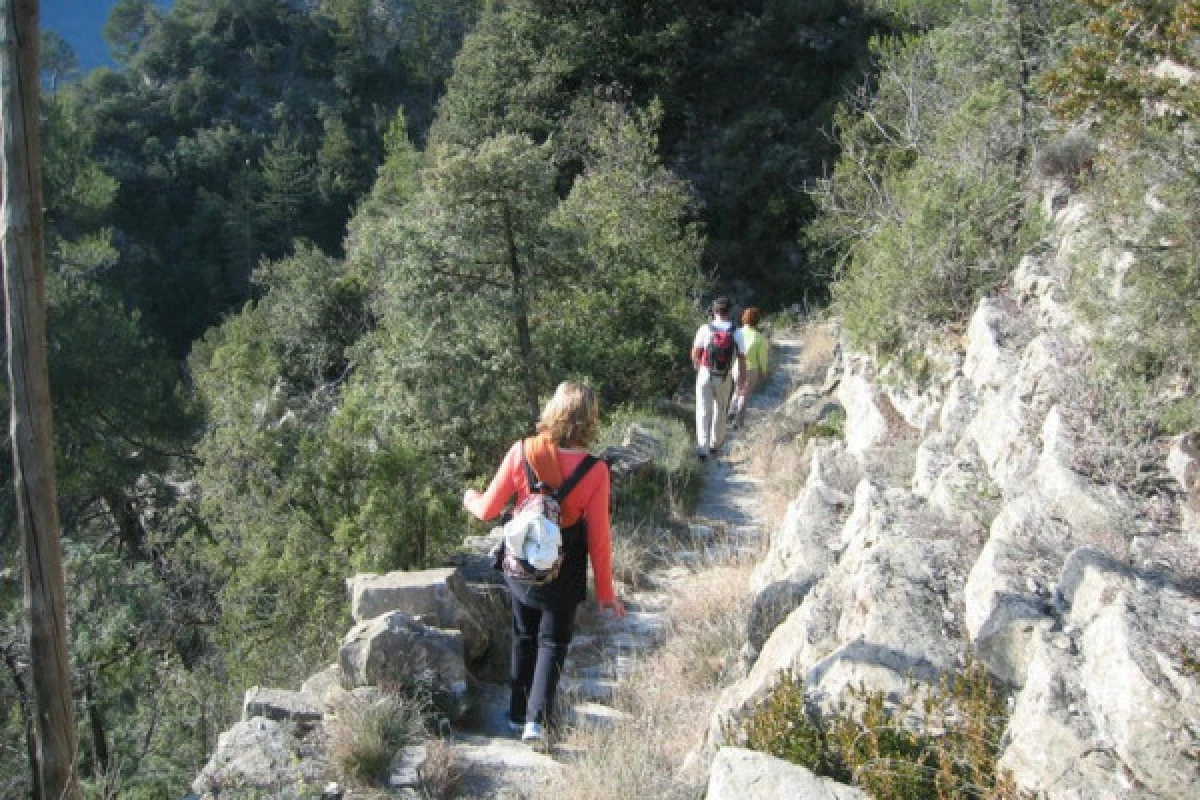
691,297 -> 747,462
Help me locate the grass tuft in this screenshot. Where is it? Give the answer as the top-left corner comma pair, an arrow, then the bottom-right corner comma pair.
329,690 -> 428,787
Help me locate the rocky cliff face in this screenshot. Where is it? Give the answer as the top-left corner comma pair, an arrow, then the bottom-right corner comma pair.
710,191 -> 1200,799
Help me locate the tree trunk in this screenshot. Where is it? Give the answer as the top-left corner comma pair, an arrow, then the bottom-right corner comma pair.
3,640 -> 42,800
1,2 -> 82,799
502,201 -> 540,426
84,678 -> 109,780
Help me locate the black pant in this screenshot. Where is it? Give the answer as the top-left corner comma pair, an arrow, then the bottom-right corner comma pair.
508,590 -> 577,726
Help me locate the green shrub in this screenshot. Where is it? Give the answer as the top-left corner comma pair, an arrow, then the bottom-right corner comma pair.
597,409 -> 702,520
811,13 -> 1044,355
741,661 -> 1018,800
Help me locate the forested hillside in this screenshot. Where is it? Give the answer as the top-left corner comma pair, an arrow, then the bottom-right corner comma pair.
3,0 -> 1197,796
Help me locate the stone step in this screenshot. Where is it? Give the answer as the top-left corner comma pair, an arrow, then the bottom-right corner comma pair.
568,702 -> 632,729
241,687 -> 322,727
559,677 -> 619,705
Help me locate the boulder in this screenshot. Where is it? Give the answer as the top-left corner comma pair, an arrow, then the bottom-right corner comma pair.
242,687 -> 322,727
347,567 -> 489,661
706,748 -> 868,800
192,717 -> 331,798
339,611 -> 470,720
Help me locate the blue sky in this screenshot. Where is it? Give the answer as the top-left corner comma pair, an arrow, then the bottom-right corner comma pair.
43,1 -> 172,73
42,0 -> 119,71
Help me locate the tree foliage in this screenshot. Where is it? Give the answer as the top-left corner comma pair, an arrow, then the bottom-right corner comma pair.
812,2 -> 1056,353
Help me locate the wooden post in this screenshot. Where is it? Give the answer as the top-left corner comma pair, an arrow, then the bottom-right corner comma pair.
0,2 -> 82,798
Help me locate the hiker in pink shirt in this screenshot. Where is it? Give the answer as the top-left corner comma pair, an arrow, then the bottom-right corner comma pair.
463,382 -> 625,744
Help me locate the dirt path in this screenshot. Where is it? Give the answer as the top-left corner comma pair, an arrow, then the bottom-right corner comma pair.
450,325 -> 833,799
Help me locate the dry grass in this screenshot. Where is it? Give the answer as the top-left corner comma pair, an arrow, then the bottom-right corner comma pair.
537,565 -> 753,800
419,737 -> 462,800
328,690 -> 427,787
745,414 -> 815,538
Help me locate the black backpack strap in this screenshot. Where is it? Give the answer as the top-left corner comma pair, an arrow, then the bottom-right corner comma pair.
554,455 -> 600,504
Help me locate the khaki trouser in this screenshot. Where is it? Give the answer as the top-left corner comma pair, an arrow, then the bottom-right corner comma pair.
696,368 -> 733,451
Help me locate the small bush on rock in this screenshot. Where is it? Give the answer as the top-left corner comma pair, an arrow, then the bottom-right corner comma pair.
741,661 -> 1019,799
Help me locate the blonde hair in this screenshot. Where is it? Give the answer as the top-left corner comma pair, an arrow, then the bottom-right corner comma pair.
537,381 -> 599,447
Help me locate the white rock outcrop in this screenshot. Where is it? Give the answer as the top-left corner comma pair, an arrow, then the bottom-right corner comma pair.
716,191 -> 1200,798
706,748 -> 868,800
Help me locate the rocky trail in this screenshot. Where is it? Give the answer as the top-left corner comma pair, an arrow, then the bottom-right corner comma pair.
193,191 -> 1200,800
449,328 -> 831,799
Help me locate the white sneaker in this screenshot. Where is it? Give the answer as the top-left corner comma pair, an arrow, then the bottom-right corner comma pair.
521,721 -> 544,743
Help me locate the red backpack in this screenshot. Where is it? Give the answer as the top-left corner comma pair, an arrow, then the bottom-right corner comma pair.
704,324 -> 737,376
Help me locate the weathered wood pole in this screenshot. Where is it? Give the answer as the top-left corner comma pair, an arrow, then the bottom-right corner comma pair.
0,1 -> 82,798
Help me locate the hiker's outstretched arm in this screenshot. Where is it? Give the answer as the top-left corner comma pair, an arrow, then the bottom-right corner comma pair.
583,466 -> 617,606
463,442 -> 520,520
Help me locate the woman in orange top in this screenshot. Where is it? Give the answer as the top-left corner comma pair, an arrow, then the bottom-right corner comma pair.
463,381 -> 625,743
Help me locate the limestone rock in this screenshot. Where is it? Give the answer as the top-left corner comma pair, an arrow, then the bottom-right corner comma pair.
347,567 -> 489,661
710,487 -> 970,745
1168,433 -> 1200,542
753,468 -> 848,589
912,430 -> 955,499
706,747 -> 868,800
963,298 -> 1019,391
964,497 -> 1064,686
808,440 -> 861,495
997,627 -> 1128,799
300,664 -> 345,710
1035,406 -> 1134,542
938,376 -> 978,440
192,717 -> 331,798
934,444 -> 1000,530
837,358 -> 915,457
242,687 -> 322,726
878,360 -> 942,433
339,611 -> 470,720
1059,549 -> 1199,796
750,443 -> 855,652
1167,432 -> 1200,492
1011,255 -> 1074,331
1000,549 -> 1200,798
